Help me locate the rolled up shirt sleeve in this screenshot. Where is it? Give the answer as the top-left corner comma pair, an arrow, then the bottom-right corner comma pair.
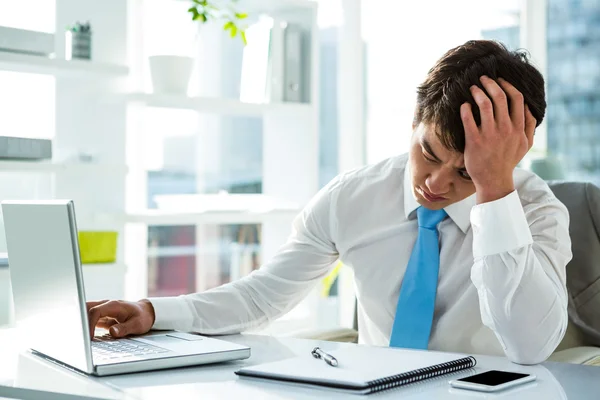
148,178 -> 342,335
470,190 -> 572,365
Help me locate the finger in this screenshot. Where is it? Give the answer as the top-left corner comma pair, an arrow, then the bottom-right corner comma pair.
460,102 -> 479,144
470,84 -> 494,131
96,317 -> 119,330
88,301 -> 130,339
109,319 -> 144,338
524,104 -> 537,148
479,75 -> 510,129
86,300 -> 109,313
497,77 -> 525,131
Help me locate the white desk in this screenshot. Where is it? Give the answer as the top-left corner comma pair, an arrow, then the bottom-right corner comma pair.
1,328 -> 599,399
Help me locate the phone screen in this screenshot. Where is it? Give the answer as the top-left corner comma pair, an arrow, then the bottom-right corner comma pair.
457,371 -> 531,387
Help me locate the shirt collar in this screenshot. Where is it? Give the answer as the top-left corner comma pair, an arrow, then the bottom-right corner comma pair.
403,157 -> 475,234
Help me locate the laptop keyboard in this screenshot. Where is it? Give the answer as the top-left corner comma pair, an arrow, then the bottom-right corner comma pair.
92,335 -> 170,362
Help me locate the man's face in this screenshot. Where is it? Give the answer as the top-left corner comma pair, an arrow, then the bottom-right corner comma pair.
409,123 -> 476,210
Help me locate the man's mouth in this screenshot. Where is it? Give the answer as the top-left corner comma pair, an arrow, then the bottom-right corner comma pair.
419,187 -> 447,202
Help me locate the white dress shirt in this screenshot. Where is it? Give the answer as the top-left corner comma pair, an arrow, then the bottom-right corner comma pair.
149,154 -> 572,364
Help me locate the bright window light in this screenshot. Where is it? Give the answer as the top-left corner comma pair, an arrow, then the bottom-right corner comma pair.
363,0 -> 521,163
0,0 -> 56,33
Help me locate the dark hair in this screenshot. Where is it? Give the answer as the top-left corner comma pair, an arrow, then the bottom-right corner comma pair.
414,40 -> 546,153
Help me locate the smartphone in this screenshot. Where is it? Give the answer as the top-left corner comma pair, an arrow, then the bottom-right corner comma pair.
449,370 -> 536,392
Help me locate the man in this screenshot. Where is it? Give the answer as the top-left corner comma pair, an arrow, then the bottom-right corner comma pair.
87,40 -> 572,365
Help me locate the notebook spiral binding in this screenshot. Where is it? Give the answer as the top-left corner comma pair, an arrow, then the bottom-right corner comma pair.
367,356 -> 477,394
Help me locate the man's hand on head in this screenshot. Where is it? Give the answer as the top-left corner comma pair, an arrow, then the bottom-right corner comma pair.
460,75 -> 537,204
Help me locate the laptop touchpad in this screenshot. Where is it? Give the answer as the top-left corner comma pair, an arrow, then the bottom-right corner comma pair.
141,335 -> 185,346
166,332 -> 204,341
140,332 -> 204,346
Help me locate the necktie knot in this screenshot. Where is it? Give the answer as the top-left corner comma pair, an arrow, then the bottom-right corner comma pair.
417,207 -> 447,229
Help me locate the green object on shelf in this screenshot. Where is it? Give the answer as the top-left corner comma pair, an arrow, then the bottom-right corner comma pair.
78,231 -> 117,264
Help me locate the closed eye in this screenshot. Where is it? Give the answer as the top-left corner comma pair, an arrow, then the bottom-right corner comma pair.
458,170 -> 471,180
423,152 -> 438,164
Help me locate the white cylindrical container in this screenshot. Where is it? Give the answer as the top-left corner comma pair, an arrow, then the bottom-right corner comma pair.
148,55 -> 194,95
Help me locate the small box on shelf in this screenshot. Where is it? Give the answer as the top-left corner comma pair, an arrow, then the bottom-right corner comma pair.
65,22 -> 92,61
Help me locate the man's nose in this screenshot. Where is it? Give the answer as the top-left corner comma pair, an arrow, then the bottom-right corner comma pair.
426,169 -> 451,195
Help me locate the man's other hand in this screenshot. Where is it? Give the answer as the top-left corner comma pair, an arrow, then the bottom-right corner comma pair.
86,299 -> 155,339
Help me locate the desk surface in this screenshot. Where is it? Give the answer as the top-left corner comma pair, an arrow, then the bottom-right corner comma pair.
1,328 -> 599,400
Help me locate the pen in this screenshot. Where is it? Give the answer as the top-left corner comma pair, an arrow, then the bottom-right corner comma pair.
311,347 -> 338,367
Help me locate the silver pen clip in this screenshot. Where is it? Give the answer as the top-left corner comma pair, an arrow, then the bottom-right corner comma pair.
311,347 -> 338,367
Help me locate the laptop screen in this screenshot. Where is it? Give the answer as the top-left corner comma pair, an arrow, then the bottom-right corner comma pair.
2,200 -> 93,374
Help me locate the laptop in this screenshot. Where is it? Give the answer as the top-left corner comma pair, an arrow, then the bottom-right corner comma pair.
1,200 -> 251,376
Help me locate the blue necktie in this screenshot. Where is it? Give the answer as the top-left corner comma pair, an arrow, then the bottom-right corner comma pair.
389,206 -> 447,349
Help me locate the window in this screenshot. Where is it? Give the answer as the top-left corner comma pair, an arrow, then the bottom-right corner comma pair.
362,0 -> 521,163
546,0 -> 600,185
318,0 -> 342,188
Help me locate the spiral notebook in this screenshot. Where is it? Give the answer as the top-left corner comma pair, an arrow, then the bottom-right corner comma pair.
235,346 -> 476,395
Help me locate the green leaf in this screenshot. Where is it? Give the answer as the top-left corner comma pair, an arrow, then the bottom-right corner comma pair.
235,12 -> 248,19
188,8 -> 199,19
192,0 -> 203,4
193,12 -> 207,22
240,30 -> 247,45
230,25 -> 238,38
188,6 -> 196,12
223,21 -> 234,30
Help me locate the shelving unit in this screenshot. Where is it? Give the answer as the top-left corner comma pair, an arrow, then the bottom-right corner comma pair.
121,208 -> 300,226
0,0 -> 322,333
0,51 -> 128,77
0,161 -> 128,174
122,93 -> 313,116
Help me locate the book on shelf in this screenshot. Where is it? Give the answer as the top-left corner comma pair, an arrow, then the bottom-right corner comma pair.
0,137 -> 52,160
241,17 -> 311,105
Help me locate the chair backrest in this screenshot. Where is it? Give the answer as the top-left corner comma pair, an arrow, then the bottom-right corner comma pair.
548,181 -> 600,348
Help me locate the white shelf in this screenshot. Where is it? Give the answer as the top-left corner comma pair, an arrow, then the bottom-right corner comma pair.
0,161 -> 128,174
122,93 -> 313,117
0,52 -> 129,77
0,263 -> 126,273
121,208 -> 300,226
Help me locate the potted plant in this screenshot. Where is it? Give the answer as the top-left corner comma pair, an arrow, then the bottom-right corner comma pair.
187,0 -> 248,45
149,0 -> 248,95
